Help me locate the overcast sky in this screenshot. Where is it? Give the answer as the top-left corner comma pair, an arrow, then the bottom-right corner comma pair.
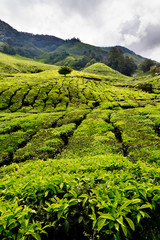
1,0 -> 160,61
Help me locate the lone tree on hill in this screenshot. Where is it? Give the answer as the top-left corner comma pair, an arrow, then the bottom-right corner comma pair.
58,66 -> 72,76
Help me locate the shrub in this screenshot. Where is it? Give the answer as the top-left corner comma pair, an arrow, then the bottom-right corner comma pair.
137,83 -> 153,93
58,66 -> 72,76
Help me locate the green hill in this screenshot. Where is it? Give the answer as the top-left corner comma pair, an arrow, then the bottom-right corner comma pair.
0,52 -> 57,74
83,62 -> 128,79
0,19 -> 64,56
0,20 -> 145,72
0,53 -> 160,240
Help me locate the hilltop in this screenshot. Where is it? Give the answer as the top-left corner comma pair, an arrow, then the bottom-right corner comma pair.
0,19 -> 144,71
0,52 -> 160,239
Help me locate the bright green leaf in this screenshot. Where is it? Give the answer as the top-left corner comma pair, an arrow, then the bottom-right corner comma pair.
126,217 -> 135,231
121,224 -> 128,237
116,216 -> 124,226
114,223 -> 119,231
139,203 -> 152,210
99,213 -> 114,221
137,213 -> 141,223
97,218 -> 106,232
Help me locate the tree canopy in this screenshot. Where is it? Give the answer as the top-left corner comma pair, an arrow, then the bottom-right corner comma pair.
58,66 -> 72,76
107,48 -> 137,76
140,59 -> 155,73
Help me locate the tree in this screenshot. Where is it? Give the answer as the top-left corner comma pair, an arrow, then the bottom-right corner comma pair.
48,50 -> 69,64
71,56 -> 89,70
7,38 -> 13,48
139,59 -> 155,73
58,66 -> 72,76
2,44 -> 16,55
123,56 -> 137,76
108,48 -> 122,71
150,65 -> 160,76
107,48 -> 137,76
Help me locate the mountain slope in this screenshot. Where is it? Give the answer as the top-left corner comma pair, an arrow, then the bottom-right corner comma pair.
103,45 -> 145,64
0,19 -> 64,50
0,19 -> 145,69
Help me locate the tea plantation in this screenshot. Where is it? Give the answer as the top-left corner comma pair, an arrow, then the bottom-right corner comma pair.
0,52 -> 160,239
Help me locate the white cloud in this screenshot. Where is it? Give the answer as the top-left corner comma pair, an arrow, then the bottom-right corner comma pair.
1,0 -> 160,61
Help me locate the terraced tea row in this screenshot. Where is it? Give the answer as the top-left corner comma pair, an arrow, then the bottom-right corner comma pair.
1,55 -> 160,239
0,108 -> 90,165
62,104 -> 160,166
1,102 -> 160,167
0,71 -> 158,113
0,68 -> 160,166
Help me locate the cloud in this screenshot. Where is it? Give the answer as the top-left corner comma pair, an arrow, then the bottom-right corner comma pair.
121,16 -> 141,36
55,0 -> 104,16
126,23 -> 160,60
1,0 -> 160,61
136,24 -> 160,51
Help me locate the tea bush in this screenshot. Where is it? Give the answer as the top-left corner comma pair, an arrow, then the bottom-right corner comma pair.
0,53 -> 160,239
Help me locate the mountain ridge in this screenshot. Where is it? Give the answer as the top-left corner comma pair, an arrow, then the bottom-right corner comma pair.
0,19 -> 145,70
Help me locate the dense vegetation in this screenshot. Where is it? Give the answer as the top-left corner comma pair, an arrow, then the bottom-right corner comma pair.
0,52 -> 160,239
107,48 -> 137,76
58,66 -> 72,76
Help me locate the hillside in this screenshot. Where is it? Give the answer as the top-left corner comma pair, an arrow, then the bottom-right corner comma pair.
103,45 -> 145,65
83,62 -> 128,80
0,20 -> 144,71
0,19 -> 64,56
0,53 -> 160,239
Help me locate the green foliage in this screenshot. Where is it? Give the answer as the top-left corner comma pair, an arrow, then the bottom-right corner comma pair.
0,52 -> 160,239
137,82 -> 153,93
58,66 -> 72,75
0,19 -> 146,74
0,52 -> 56,74
108,48 -> 137,76
0,154 -> 160,239
1,43 -> 16,55
47,50 -> 69,64
139,59 -> 155,73
150,65 -> 160,75
83,62 -> 124,77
